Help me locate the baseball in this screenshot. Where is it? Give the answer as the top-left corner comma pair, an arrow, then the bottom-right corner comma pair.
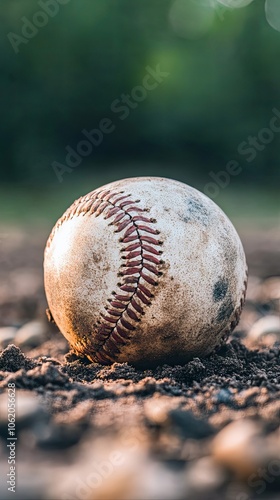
44,177 -> 247,366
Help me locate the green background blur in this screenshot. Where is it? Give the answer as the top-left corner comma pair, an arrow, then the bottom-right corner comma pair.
0,0 -> 279,225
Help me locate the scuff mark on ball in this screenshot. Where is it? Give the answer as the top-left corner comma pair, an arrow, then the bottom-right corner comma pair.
217,297 -> 234,323
183,198 -> 210,227
213,279 -> 229,303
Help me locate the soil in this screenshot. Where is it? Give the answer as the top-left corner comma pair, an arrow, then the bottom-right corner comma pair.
0,225 -> 279,500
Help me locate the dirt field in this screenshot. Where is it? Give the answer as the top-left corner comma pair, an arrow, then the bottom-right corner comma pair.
0,224 -> 279,500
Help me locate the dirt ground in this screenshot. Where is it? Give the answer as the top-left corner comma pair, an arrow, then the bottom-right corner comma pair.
0,224 -> 279,500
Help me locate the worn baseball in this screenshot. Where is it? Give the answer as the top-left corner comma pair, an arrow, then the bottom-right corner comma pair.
44,177 -> 247,366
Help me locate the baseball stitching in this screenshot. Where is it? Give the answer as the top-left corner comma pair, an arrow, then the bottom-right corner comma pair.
46,188 -> 164,364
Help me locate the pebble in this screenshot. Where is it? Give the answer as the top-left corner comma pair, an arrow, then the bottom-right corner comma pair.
0,327 -> 17,349
248,315 -> 280,343
245,275 -> 262,302
15,320 -> 47,348
0,390 -> 48,434
168,409 -> 214,440
212,419 -> 266,477
16,391 -> 47,428
145,400 -> 214,440
185,457 -> 226,492
144,398 -> 170,425
53,439 -> 184,500
261,277 -> 280,302
36,422 -> 84,449
214,388 -> 233,405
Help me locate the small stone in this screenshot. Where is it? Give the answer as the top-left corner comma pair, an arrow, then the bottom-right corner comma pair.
144,398 -> 170,425
36,422 -> 84,449
0,327 -> 17,349
52,438 -> 183,500
15,391 -> 48,429
185,457 -> 227,492
15,320 -> 47,348
246,276 -> 262,302
0,390 -> 48,436
212,419 -> 266,478
215,388 -> 233,405
248,315 -> 280,343
261,277 -> 280,302
168,409 -> 214,439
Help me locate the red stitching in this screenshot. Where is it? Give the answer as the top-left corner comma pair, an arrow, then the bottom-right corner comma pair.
126,250 -> 142,259
121,268 -> 141,276
122,234 -> 139,243
136,289 -> 151,305
104,207 -> 119,219
112,213 -> 126,224
142,244 -> 161,255
126,206 -> 145,213
120,285 -> 136,293
114,294 -> 130,302
80,199 -> 92,212
143,254 -> 161,265
143,263 -> 159,275
126,308 -> 139,321
111,331 -> 126,344
98,324 -> 111,333
131,298 -> 144,314
99,190 -> 111,200
123,276 -> 139,283
111,194 -> 129,204
119,200 -> 135,209
140,235 -> 161,245
106,309 -> 121,317
116,325 -> 131,339
111,301 -> 126,309
140,272 -> 157,286
96,201 -> 108,216
123,226 -> 137,238
137,225 -> 159,235
125,243 -> 141,252
138,283 -> 153,298
124,260 -> 142,268
46,187 -> 163,364
106,339 -> 120,353
115,219 -> 131,232
95,350 -> 112,363
120,317 -> 136,330
100,315 -> 118,324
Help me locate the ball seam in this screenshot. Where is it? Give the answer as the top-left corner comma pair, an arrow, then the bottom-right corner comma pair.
46,187 -> 163,364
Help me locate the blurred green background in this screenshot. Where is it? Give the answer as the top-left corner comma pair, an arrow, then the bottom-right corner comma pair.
0,0 -> 279,225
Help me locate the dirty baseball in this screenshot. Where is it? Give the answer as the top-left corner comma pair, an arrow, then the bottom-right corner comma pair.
44,177 -> 248,366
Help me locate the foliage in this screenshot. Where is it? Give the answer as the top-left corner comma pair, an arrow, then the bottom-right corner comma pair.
1,0 -> 280,187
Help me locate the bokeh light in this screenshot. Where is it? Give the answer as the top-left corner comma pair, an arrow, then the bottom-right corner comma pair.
169,0 -> 215,40
216,0 -> 254,8
265,0 -> 280,32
